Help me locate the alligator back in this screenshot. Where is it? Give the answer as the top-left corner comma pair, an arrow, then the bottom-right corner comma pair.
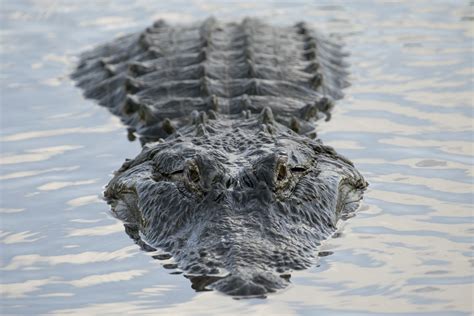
72,17 -> 349,143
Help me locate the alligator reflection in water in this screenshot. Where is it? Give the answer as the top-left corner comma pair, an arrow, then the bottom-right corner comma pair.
72,17 -> 367,296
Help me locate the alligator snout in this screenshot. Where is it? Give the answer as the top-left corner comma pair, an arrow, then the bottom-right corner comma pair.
211,268 -> 288,296
174,211 -> 313,295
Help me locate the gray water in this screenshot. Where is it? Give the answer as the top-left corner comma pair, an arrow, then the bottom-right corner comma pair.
1,1 -> 473,315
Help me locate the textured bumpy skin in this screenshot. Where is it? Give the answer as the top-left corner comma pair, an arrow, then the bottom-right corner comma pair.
73,17 -> 349,143
72,17 -> 367,297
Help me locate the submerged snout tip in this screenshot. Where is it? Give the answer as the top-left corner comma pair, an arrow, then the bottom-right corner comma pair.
210,269 -> 289,297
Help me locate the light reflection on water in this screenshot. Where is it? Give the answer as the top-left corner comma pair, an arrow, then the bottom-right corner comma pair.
0,0 -> 472,315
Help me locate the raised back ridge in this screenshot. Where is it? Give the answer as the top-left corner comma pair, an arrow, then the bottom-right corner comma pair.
72,18 -> 349,143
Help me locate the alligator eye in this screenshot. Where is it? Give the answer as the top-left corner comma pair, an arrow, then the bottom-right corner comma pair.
185,160 -> 201,185
182,159 -> 205,197
274,156 -> 290,190
188,167 -> 200,183
277,163 -> 288,181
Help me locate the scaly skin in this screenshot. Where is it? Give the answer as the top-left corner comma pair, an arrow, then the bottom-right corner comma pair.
72,17 -> 367,296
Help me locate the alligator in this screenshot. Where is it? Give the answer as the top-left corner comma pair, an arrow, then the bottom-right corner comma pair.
72,17 -> 367,297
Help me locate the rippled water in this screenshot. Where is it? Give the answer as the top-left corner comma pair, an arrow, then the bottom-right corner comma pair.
1,1 -> 473,315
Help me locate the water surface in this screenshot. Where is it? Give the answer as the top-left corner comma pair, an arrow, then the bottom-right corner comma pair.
1,0 -> 473,315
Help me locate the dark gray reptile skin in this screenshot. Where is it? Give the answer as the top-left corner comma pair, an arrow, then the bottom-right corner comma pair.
72,17 -> 367,297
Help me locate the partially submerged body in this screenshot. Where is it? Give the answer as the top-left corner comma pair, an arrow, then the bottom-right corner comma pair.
72,17 -> 367,296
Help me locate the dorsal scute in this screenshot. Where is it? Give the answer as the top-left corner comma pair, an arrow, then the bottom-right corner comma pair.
72,18 -> 349,144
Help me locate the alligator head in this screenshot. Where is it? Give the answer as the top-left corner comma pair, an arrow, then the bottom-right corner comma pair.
104,110 -> 367,297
